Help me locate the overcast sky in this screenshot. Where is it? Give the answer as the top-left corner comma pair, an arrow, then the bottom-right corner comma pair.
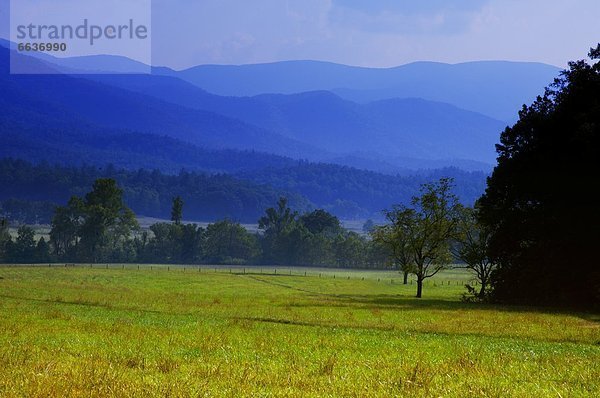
2,0 -> 599,69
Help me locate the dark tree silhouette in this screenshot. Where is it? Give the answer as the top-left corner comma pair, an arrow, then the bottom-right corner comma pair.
479,45 -> 600,308
171,196 -> 184,225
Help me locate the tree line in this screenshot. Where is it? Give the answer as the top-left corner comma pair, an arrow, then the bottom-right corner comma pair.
0,175 -> 487,300
0,179 -> 390,268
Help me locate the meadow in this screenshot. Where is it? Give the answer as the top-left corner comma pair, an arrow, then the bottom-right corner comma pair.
0,265 -> 598,397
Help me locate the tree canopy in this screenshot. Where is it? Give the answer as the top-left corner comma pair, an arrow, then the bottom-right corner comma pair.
376,178 -> 462,298
478,45 -> 600,308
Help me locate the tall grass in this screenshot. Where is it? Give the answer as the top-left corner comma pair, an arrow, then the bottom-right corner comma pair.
0,267 -> 598,397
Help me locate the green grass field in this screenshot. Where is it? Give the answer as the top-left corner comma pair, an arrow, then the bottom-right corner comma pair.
0,266 -> 598,397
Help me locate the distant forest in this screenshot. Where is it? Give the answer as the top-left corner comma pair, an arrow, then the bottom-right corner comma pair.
0,159 -> 486,223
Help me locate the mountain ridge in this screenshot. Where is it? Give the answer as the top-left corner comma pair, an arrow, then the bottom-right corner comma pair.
0,38 -> 560,122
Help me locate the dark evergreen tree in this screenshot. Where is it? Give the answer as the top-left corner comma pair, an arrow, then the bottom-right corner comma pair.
171,196 -> 184,225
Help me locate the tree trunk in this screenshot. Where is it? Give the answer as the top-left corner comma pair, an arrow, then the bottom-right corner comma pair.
478,280 -> 487,299
403,271 -> 409,285
416,278 -> 423,298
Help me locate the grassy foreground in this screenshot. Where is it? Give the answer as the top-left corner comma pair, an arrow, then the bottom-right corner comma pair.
0,266 -> 598,397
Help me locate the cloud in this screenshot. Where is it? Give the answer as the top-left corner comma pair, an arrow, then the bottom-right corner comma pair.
150,0 -> 333,66
328,0 -> 491,35
332,0 -> 487,16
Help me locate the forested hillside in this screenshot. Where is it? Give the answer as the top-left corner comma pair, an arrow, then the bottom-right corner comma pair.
0,159 -> 310,223
239,163 -> 486,217
0,159 -> 486,223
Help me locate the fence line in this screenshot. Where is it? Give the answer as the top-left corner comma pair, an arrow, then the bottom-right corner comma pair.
0,263 -> 480,286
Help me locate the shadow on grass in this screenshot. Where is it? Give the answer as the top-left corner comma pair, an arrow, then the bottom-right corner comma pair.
235,313 -> 600,346
246,274 -> 600,323
336,294 -> 600,324
0,293 -> 168,315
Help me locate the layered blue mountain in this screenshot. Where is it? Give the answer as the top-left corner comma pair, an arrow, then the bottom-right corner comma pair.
21,42 -> 558,123
160,60 -> 560,122
0,47 -> 322,161
2,40 -> 561,164
0,43 -> 520,219
87,73 -> 504,167
0,42 -> 512,170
